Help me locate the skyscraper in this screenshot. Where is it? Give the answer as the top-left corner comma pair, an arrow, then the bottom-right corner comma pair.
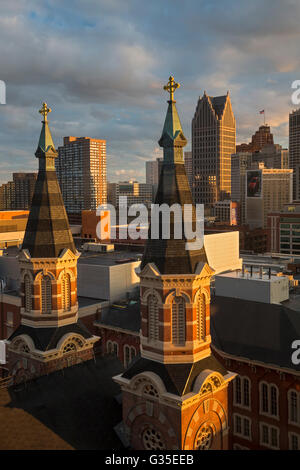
246,167 -> 293,229
289,108 -> 300,200
0,173 -> 37,210
56,136 -> 107,215
184,151 -> 193,189
114,77 -> 233,450
146,157 -> 163,198
192,91 -> 236,208
236,124 -> 274,153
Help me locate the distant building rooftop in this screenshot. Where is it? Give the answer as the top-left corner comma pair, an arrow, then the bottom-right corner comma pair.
95,300 -> 141,334
78,250 -> 141,267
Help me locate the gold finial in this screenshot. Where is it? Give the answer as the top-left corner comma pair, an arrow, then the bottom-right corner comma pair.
39,102 -> 51,122
163,76 -> 180,101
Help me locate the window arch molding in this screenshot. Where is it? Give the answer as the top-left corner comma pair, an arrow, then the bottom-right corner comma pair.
141,288 -> 162,306
10,334 -> 34,353
57,333 -> 85,353
130,371 -> 166,396
165,289 -> 191,305
194,287 -> 210,305
34,270 -> 56,282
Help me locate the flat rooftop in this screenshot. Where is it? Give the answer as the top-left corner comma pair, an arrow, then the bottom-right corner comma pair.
78,296 -> 106,308
78,250 -> 141,267
217,271 -> 284,283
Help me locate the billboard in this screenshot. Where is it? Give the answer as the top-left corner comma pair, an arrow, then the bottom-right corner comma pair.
246,170 -> 262,198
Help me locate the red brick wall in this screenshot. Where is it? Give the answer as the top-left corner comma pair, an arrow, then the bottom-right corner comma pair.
213,348 -> 300,450
98,327 -> 139,366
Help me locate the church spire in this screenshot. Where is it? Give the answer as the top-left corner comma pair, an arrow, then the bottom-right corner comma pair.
36,102 -> 56,155
159,76 -> 187,164
22,102 -> 76,258
141,76 -> 206,274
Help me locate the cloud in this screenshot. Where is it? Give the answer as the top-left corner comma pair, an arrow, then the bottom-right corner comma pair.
0,0 -> 298,185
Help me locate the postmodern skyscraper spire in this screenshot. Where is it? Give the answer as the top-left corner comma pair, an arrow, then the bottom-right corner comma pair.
22,102 -> 76,258
115,78 -> 234,451
141,76 -> 207,274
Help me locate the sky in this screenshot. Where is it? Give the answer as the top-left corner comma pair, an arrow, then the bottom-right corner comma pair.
0,0 -> 299,184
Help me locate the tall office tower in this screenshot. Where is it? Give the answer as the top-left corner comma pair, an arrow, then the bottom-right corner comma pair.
114,77 -> 233,450
231,152 -> 252,225
184,151 -> 193,189
6,103 -> 97,383
236,124 -> 274,153
56,136 -> 107,215
192,91 -> 236,208
246,166 -> 293,229
12,173 -> 37,209
289,108 -> 300,200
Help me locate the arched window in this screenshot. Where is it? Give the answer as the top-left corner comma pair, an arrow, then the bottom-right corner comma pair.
107,340 -> 118,356
233,375 -> 251,409
41,275 -> 52,314
61,273 -> 71,311
172,296 -> 186,346
123,345 -> 137,368
63,342 -> 76,354
24,274 -> 32,312
288,390 -> 300,425
197,293 -> 206,341
259,381 -> 279,417
148,294 -> 159,342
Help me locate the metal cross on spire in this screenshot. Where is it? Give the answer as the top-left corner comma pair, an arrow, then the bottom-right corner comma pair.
39,102 -> 52,122
163,76 -> 180,101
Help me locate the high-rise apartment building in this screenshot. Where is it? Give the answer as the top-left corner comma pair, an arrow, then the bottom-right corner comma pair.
246,167 -> 293,229
289,108 -> 300,200
192,91 -> 236,207
56,136 -> 107,214
12,173 -> 37,209
0,173 -> 37,210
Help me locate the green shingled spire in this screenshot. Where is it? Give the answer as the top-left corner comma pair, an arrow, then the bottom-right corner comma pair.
22,102 -> 76,258
36,102 -> 56,157
158,76 -> 187,163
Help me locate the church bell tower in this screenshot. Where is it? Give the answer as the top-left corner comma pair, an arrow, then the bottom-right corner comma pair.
114,77 -> 235,450
6,103 -> 98,383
